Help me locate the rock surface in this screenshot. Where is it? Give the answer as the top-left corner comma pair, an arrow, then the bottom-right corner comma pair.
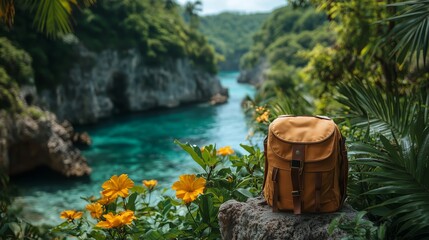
238,59 -> 268,86
39,46 -> 227,124
218,197 -> 356,240
0,109 -> 91,177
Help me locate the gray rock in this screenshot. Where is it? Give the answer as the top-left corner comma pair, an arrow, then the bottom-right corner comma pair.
238,59 -> 268,86
0,109 -> 91,177
218,197 -> 356,240
39,46 -> 227,124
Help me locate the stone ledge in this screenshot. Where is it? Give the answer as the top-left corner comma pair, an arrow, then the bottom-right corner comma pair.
218,197 -> 357,240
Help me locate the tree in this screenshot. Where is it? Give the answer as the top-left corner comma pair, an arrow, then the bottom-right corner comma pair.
184,0 -> 202,29
0,0 -> 95,37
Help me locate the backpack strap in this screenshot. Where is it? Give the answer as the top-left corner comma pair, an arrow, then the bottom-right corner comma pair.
272,167 -> 279,212
291,144 -> 305,214
315,172 -> 322,212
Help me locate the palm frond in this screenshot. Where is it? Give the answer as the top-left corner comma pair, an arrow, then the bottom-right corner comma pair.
268,88 -> 313,117
337,81 -> 425,139
340,82 -> 429,237
21,0 -> 96,37
386,1 -> 429,66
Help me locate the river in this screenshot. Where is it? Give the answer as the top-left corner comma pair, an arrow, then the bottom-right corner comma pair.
12,71 -> 256,225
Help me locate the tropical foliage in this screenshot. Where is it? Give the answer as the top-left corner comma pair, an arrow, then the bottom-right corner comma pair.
337,82 -> 429,238
239,5 -> 334,114
200,12 -> 269,70
52,142 -> 264,239
241,0 -> 429,238
386,0 -> 429,66
0,0 -> 95,36
0,0 -> 218,89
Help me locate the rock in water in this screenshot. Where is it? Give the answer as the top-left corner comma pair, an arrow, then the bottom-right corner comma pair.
0,108 -> 91,177
218,197 -> 357,240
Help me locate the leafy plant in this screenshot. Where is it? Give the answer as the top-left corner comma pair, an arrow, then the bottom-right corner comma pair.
385,1 -> 429,66
0,0 -> 95,36
328,211 -> 386,240
337,81 -> 429,238
0,168 -> 55,239
51,142 -> 265,239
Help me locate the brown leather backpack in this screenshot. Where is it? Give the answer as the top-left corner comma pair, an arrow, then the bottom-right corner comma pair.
263,115 -> 348,214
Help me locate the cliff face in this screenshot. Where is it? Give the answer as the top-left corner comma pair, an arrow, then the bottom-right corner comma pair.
0,109 -> 91,177
39,46 -> 225,124
237,59 -> 268,87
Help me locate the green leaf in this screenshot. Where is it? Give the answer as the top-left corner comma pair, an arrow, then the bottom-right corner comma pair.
328,214 -> 342,235
161,200 -> 173,217
126,192 -> 138,211
235,188 -> 253,199
8,222 -> 20,236
174,139 -> 206,170
144,230 -> 165,240
199,194 -> 212,224
240,144 -> 256,154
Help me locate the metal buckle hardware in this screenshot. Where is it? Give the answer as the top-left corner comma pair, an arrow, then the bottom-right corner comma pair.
291,160 -> 301,168
292,190 -> 300,196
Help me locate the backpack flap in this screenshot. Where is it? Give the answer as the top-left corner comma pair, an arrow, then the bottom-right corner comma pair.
268,116 -> 337,171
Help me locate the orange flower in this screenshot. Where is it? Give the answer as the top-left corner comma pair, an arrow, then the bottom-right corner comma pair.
96,213 -> 122,229
98,192 -> 115,205
101,174 -> 134,199
172,174 -> 206,204
217,146 -> 234,156
86,202 -> 103,219
120,210 -> 136,225
255,106 -> 266,113
60,210 -> 83,221
256,110 -> 270,123
96,210 -> 136,229
143,180 -> 158,191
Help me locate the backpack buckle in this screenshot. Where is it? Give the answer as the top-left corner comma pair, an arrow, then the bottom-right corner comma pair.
292,190 -> 300,196
291,160 -> 301,169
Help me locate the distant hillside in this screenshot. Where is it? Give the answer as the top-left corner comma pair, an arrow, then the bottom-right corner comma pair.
200,12 -> 269,71
239,6 -> 333,87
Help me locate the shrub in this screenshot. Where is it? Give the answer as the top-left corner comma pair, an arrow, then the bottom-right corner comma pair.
52,142 -> 264,239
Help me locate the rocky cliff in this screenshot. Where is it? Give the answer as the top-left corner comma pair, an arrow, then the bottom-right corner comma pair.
39,46 -> 227,124
0,108 -> 91,177
237,59 -> 268,87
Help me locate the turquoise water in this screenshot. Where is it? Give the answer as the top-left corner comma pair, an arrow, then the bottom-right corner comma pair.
12,71 -> 255,225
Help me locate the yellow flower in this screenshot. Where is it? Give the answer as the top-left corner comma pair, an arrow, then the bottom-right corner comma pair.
96,212 -> 122,229
143,180 -> 158,191
172,174 -> 206,204
217,146 -> 234,156
86,202 -> 103,219
96,210 -> 136,229
60,210 -> 83,221
101,174 -> 134,199
120,210 -> 136,225
98,192 -> 116,205
255,106 -> 266,113
256,110 -> 270,123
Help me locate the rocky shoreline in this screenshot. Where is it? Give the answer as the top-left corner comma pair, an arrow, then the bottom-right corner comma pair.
39,46 -> 228,125
0,43 -> 228,177
0,108 -> 91,177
